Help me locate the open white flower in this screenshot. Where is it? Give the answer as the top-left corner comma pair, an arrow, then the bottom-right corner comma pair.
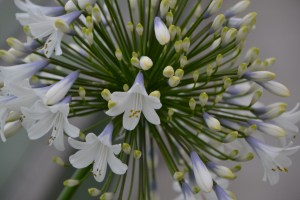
69,123 -> 128,182
106,71 -> 162,130
245,135 -> 300,185
0,96 -> 17,142
28,10 -> 81,58
21,95 -> 79,151
15,0 -> 65,26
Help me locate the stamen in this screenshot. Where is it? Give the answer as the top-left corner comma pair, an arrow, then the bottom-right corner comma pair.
272,168 -> 275,171
284,168 -> 288,172
46,51 -> 48,54
135,115 -> 138,118
130,109 -> 133,112
138,110 -> 141,113
48,40 -> 52,43
277,166 -> 283,171
294,135 -> 296,138
129,115 -> 132,118
45,44 -> 48,49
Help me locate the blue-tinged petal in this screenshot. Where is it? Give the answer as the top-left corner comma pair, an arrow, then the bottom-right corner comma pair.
182,182 -> 197,200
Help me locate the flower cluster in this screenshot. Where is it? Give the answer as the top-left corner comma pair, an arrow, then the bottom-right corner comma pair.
1,0 -> 299,199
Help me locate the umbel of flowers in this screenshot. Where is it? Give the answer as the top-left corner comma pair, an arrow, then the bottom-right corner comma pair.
0,0 -> 299,199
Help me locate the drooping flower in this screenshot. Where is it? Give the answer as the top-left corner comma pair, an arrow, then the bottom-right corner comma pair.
245,135 -> 300,185
21,95 -> 80,150
69,123 -> 128,182
106,71 -> 162,130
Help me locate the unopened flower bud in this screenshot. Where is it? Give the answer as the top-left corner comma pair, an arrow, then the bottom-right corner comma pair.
169,0 -> 177,9
100,192 -> 114,200
53,157 -> 65,166
85,3 -> 92,15
123,143 -> 131,154
134,150 -> 142,159
221,26 -> 228,41
192,186 -> 201,194
79,132 -> 85,141
224,0 -> 251,19
166,12 -> 173,26
154,17 -> 170,45
215,93 -> 223,103
235,25 -> 248,44
193,71 -> 199,82
64,179 -> 80,187
233,12 -> 257,29
223,78 -> 232,89
140,56 -> 153,70
93,6 -> 101,23
195,4 -> 202,18
173,172 -> 184,181
160,0 -> 170,18
227,150 -> 239,158
168,76 -> 180,87
7,37 -> 29,53
182,37 -> 190,52
88,188 -> 101,196
123,84 -> 129,92
237,37 -> 247,50
176,27 -> 181,37
136,23 -> 143,36
115,49 -> 122,61
235,152 -> 254,162
86,16 -> 94,30
258,60 -> 269,71
245,124 -> 257,136
209,14 -> 225,34
79,87 -> 86,100
180,56 -> 188,68
207,65 -> 213,76
0,50 -> 22,64
230,165 -> 242,173
207,161 -> 234,179
131,57 -> 140,68
169,25 -> 177,41
189,98 -> 196,110
250,90 -> 262,106
101,89 -> 111,101
23,25 -> 33,38
174,40 -> 182,52
163,66 -> 174,78
237,63 -> 247,78
55,19 -> 75,36
168,109 -> 174,116
221,28 -> 237,47
108,100 -> 117,109
203,0 -> 223,19
199,92 -> 208,107
223,131 -> 238,143
266,57 -> 276,69
127,22 -> 134,32
175,69 -> 184,79
84,29 -> 94,45
150,91 -> 161,98
248,58 -> 261,71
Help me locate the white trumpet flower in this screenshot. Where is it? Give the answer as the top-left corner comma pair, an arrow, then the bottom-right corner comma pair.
21,95 -> 80,150
69,123 -> 128,182
106,71 -> 162,130
245,135 -> 300,185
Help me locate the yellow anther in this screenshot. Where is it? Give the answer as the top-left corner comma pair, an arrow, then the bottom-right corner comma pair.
48,40 -> 52,43
129,115 -> 132,118
130,109 -> 133,112
294,135 -> 296,138
99,172 -> 101,175
272,168 -> 275,171
47,141 -> 50,145
284,168 -> 288,172
135,115 -> 138,118
94,174 -> 96,177
46,51 -> 48,54
277,166 -> 283,171
45,44 -> 48,49
138,110 -> 141,113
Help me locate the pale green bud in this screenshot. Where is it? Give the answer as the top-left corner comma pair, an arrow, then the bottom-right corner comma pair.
53,157 -> 65,167
130,0 -> 137,9
227,150 -> 239,158
55,19 -> 74,35
176,27 -> 181,37
181,28 -> 187,36
207,65 -> 213,76
127,22 -> 134,32
163,66 -> 174,78
132,51 -> 138,57
221,26 -> 228,41
248,58 -> 261,71
182,168 -> 188,174
223,78 -> 232,89
100,192 -> 114,200
203,0 -> 223,19
234,12 -> 257,29
174,40 -> 182,52
160,0 -> 170,18
189,98 -> 196,110
245,47 -> 259,63
123,84 -> 129,92
182,37 -> 190,52
209,14 -> 225,34
237,63 -> 247,78
150,91 -> 161,98
235,25 -> 248,44
136,23 -> 143,35
151,0 -> 158,7
7,37 -> 27,53
235,152 -> 254,162
101,89 -> 111,101
193,71 -> 199,82
216,54 -> 223,66
79,132 -> 86,141
88,188 -> 101,196
173,172 -> 184,181
168,109 -> 174,116
84,29 -> 94,45
108,100 -> 117,109
266,57 -> 276,68
180,56 -> 188,68
199,92 -> 208,107
192,186 -> 201,194
79,87 -> 86,100
169,0 -> 177,9
168,76 -> 180,87
230,165 -> 242,173
115,49 -> 122,61
221,28 -> 237,47
86,16 -> 94,30
82,27 -> 87,35
223,131 -> 238,143
237,37 -> 247,50
23,25 -> 33,38
166,12 -> 173,26
258,60 -> 269,71
245,124 -> 257,136
93,6 -> 101,23
131,57 -> 140,68
169,25 -> 177,41
123,143 -> 131,155
195,4 -> 202,18
134,150 -> 142,159
250,90 -> 262,106
85,3 -> 92,15
64,179 -> 80,187
215,93 -> 223,103
0,50 -> 21,63
175,69 -> 184,79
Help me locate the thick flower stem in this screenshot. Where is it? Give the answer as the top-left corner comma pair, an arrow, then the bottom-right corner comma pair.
57,166 -> 92,200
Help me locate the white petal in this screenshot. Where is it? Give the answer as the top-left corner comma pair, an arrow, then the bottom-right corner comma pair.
63,118 -> 80,138
107,150 -> 128,175
27,114 -> 56,139
69,143 -> 99,168
142,99 -> 160,125
85,133 -> 99,143
53,122 -> 65,151
144,96 -> 162,109
110,92 -> 129,102
68,137 -> 90,149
